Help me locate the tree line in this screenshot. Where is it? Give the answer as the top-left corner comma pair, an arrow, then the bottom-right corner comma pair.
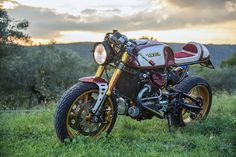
0,8 -> 93,109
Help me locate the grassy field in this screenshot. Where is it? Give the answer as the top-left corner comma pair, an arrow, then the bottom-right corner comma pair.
0,93 -> 235,157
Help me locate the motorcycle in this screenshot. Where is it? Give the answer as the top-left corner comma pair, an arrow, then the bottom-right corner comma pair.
54,30 -> 214,142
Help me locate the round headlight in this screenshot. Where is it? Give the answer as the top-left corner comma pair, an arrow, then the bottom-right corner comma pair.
93,42 -> 114,65
94,44 -> 107,65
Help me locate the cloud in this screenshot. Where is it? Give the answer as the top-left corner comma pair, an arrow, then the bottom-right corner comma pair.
81,9 -> 97,15
166,0 -> 227,8
0,0 -> 9,2
104,8 -> 121,13
165,0 -> 236,14
0,0 -> 18,4
5,0 -> 236,39
80,8 -> 120,16
7,5 -> 82,38
225,1 -> 236,12
6,4 -> 123,38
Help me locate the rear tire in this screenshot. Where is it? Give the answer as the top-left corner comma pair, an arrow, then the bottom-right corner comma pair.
172,76 -> 212,127
54,82 -> 117,142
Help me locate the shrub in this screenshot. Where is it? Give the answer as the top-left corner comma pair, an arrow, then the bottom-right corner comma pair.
220,53 -> 236,68
198,67 -> 236,93
0,45 -> 93,109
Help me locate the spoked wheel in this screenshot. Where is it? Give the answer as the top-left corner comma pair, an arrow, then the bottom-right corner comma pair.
181,85 -> 210,124
174,76 -> 212,126
55,83 -> 117,142
67,89 -> 114,137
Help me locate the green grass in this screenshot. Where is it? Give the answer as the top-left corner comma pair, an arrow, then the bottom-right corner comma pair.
0,93 -> 236,157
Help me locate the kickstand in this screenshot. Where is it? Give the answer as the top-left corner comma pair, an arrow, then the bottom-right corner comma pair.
166,113 -> 174,132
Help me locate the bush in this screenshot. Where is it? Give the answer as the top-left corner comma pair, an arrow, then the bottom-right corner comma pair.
0,45 -> 94,109
220,53 -> 236,68
198,67 -> 236,93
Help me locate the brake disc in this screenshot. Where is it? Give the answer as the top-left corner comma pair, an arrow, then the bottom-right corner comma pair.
73,102 -> 106,136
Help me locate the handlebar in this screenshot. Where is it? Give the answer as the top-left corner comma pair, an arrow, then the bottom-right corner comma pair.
110,32 -> 128,45
106,30 -> 155,66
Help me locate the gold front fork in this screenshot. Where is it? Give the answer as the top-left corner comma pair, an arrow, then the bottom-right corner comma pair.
95,65 -> 105,77
94,52 -> 129,96
92,51 -> 129,113
106,51 -> 129,96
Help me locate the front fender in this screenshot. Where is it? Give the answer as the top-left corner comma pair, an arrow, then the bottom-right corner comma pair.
79,76 -> 108,84
79,76 -> 109,113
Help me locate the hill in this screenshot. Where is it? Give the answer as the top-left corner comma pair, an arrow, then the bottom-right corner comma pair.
54,42 -> 236,67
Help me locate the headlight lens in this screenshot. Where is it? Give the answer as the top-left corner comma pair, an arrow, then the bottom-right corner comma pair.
93,43 -> 107,65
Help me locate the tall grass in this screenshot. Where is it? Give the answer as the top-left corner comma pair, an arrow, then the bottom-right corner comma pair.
0,93 -> 235,157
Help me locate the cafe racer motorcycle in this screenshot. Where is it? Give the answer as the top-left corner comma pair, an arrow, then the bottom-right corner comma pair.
54,30 -> 214,142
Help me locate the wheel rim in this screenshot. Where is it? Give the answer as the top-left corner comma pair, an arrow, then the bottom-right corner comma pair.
182,85 -> 210,124
66,89 -> 114,138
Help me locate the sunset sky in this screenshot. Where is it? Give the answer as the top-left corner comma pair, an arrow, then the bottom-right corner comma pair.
1,0 -> 236,44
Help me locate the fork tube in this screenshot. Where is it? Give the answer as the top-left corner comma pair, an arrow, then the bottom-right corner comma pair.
95,65 -> 105,77
106,51 -> 129,96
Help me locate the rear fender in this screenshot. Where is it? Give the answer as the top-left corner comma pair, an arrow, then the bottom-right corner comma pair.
200,59 -> 215,69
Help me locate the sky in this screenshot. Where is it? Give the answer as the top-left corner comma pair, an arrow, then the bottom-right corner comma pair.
1,0 -> 236,44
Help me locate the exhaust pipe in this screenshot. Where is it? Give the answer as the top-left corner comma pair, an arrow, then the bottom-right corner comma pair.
137,84 -> 164,119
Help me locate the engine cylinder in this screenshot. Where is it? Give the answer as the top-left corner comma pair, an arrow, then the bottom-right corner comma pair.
150,72 -> 166,88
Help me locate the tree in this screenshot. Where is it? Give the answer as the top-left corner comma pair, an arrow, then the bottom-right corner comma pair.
139,36 -> 158,41
0,7 -> 30,57
0,8 -> 93,109
0,7 -> 30,44
0,8 -> 32,109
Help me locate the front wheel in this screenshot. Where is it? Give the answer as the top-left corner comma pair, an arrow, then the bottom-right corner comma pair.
173,76 -> 212,126
54,82 -> 117,142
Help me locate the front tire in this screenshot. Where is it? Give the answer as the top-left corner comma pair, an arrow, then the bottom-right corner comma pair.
173,76 -> 212,126
54,82 -> 117,142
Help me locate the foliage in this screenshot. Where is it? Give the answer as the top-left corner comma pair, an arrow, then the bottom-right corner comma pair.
0,9 -> 95,109
0,93 -> 235,157
196,66 -> 236,93
220,53 -> 236,68
139,36 -> 158,41
0,8 -> 30,44
0,45 -> 93,109
0,7 -> 31,58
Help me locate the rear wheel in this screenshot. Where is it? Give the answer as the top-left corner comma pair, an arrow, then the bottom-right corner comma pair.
173,76 -> 212,126
54,82 -> 117,142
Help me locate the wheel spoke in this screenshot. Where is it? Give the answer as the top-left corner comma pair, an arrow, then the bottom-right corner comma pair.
66,89 -> 114,137
83,94 -> 89,103
192,87 -> 197,97
196,87 -> 201,97
182,85 -> 210,124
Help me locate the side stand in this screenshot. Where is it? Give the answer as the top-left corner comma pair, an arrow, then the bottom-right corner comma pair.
166,113 -> 174,132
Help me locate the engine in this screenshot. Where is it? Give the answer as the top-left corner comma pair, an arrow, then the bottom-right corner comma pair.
116,71 -> 140,100
116,65 -> 188,120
